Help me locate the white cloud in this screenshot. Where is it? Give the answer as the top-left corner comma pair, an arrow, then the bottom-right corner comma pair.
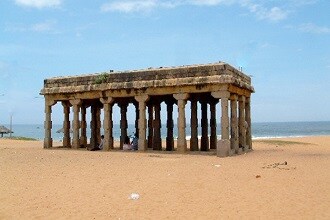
101,0 -> 320,23
298,23 -> 330,34
101,0 -> 234,13
240,1 -> 288,22
31,20 -> 56,32
5,20 -> 58,33
101,0 -> 157,13
15,0 -> 62,9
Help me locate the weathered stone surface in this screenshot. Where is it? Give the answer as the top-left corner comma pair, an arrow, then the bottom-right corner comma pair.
40,62 -> 254,95
217,140 -> 230,157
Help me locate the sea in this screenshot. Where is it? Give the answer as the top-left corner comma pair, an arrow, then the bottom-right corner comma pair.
2,121 -> 330,141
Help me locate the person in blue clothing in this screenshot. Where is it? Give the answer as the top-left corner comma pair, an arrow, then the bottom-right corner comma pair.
131,133 -> 139,150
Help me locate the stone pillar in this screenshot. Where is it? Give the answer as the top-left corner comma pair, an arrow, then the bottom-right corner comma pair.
212,91 -> 230,157
135,95 -> 149,151
221,95 -> 230,140
174,93 -> 189,153
119,102 -> 128,150
165,100 -> 174,151
190,97 -> 198,151
44,99 -> 56,148
96,106 -> 101,145
134,101 -> 139,136
90,105 -> 97,148
200,101 -> 209,151
239,96 -> 246,151
70,99 -> 82,149
101,97 -> 114,151
210,99 -> 218,150
230,94 -> 239,154
153,101 -> 162,150
245,96 -> 252,150
62,101 -> 71,148
147,104 -> 154,149
80,105 -> 87,148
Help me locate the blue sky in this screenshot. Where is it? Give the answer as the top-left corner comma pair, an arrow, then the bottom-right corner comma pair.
0,0 -> 329,124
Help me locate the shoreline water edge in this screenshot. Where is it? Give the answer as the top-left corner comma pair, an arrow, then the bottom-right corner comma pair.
1,121 -> 330,141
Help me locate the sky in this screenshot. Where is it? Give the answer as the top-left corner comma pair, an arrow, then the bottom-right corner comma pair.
0,0 -> 329,125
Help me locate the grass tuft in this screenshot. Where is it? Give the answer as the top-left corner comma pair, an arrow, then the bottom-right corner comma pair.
253,139 -> 311,146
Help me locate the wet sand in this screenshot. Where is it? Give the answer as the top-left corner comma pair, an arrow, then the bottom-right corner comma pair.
0,136 -> 329,219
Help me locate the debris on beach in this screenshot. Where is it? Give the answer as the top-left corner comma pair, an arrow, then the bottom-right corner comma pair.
214,164 -> 221,167
129,193 -> 140,200
256,175 -> 261,178
262,161 -> 295,170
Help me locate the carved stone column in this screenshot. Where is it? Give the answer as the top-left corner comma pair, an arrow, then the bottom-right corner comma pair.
230,94 -> 239,154
153,101 -> 162,150
62,101 -> 71,148
119,102 -> 128,150
165,100 -> 174,151
44,98 -> 56,149
210,99 -> 218,150
245,96 -> 252,150
200,100 -> 209,151
101,97 -> 114,151
190,97 -> 198,151
147,104 -> 154,149
174,93 -> 189,153
80,105 -> 87,148
135,95 -> 149,151
239,96 -> 246,150
70,99 -> 82,149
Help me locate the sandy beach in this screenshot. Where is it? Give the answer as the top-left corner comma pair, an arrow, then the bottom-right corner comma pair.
0,136 -> 329,219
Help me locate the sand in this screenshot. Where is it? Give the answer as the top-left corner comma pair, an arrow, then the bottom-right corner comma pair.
0,136 -> 329,219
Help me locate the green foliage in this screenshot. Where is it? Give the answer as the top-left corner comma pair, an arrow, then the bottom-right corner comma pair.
95,73 -> 109,84
5,136 -> 38,141
254,139 -> 311,146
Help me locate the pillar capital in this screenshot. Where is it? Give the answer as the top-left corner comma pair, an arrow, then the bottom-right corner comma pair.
238,95 -> 246,102
173,93 -> 189,101
61,100 -> 71,108
100,97 -> 114,104
211,91 -> 230,99
135,94 -> 149,103
45,98 -> 57,107
69,99 -> 82,106
230,94 -> 238,101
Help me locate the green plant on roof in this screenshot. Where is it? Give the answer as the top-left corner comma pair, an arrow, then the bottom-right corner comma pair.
95,73 -> 109,84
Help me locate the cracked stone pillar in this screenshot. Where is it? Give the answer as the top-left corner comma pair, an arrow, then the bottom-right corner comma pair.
70,99 -> 82,149
44,98 -> 56,149
80,105 -> 87,148
174,93 -> 189,153
153,101 -> 162,150
200,100 -> 209,151
165,100 -> 174,151
245,96 -> 252,150
190,97 -> 198,151
62,101 -> 71,148
230,94 -> 239,154
135,95 -> 149,151
119,102 -> 128,150
147,104 -> 154,149
101,97 -> 114,151
239,95 -> 246,151
210,99 -> 218,150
